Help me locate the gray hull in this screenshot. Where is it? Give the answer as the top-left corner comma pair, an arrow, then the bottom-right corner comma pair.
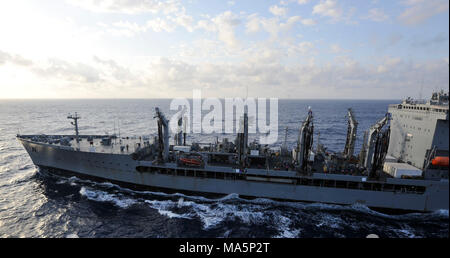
20,139 -> 449,212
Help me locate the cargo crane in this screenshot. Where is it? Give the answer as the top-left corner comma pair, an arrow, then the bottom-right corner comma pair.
296,108 -> 314,172
343,108 -> 358,159
155,107 -> 169,163
370,126 -> 390,178
360,113 -> 390,177
236,112 -> 249,168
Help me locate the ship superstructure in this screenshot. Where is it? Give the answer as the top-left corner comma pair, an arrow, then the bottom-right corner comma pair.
386,90 -> 449,180
17,92 -> 449,212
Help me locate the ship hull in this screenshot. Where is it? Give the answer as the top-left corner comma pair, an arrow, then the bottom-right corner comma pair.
20,139 -> 449,212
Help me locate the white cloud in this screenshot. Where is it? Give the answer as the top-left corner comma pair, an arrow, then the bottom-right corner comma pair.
269,5 -> 288,16
290,41 -> 315,55
113,21 -> 145,32
377,57 -> 402,73
66,0 -> 181,14
211,11 -> 241,48
364,8 -> 389,22
32,58 -> 101,83
245,14 -> 261,33
0,50 -> 33,66
301,18 -> 317,26
280,0 -> 310,5
145,18 -> 176,32
313,0 -> 343,19
169,12 -> 195,32
399,0 -> 449,25
330,43 -> 349,54
196,19 -> 216,32
245,15 -> 301,38
2,49 -> 449,99
93,56 -> 134,82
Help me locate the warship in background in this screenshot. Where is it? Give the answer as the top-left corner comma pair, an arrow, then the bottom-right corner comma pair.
17,91 -> 449,212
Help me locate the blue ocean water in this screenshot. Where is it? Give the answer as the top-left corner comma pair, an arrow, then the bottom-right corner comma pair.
0,99 -> 448,238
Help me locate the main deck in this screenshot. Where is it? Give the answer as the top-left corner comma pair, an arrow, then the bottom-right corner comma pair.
18,134 -> 146,155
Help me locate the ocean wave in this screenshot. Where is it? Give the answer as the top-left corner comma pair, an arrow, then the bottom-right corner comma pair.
79,187 -> 137,209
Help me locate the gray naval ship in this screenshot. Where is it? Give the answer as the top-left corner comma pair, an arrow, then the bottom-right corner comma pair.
17,91 -> 449,212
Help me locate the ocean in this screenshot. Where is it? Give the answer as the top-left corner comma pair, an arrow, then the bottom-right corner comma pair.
0,99 -> 448,238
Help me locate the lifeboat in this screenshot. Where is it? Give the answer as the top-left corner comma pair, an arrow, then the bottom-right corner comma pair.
179,154 -> 203,167
431,156 -> 449,167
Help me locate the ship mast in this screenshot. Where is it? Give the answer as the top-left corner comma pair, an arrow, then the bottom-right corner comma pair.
67,112 -> 81,143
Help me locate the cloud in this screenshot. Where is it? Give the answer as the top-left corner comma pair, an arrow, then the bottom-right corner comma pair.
93,56 -> 134,82
269,5 -> 288,16
411,33 -> 448,47
66,0 -> 181,14
363,8 -> 389,22
245,14 -> 261,33
170,12 -> 195,32
313,0 -> 343,19
0,50 -> 33,66
245,14 -> 302,38
196,19 -> 216,32
300,18 -> 317,26
330,43 -> 349,54
290,41 -> 315,55
111,20 -> 147,36
312,0 -> 357,24
398,0 -> 449,25
146,17 -> 177,32
2,49 -> 448,99
32,58 -> 101,83
211,11 -> 241,48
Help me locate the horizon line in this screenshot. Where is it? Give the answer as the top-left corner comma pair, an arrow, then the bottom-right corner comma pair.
0,97 -> 402,101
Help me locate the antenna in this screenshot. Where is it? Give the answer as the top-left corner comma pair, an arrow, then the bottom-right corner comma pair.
419,75 -> 424,101
67,112 -> 81,143
113,120 -> 117,143
183,113 -> 187,146
317,130 -> 320,153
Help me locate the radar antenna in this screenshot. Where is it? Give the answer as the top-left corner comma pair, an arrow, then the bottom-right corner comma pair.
67,112 -> 81,143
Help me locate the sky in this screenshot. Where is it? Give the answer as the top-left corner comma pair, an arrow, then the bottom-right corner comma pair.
0,0 -> 448,99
